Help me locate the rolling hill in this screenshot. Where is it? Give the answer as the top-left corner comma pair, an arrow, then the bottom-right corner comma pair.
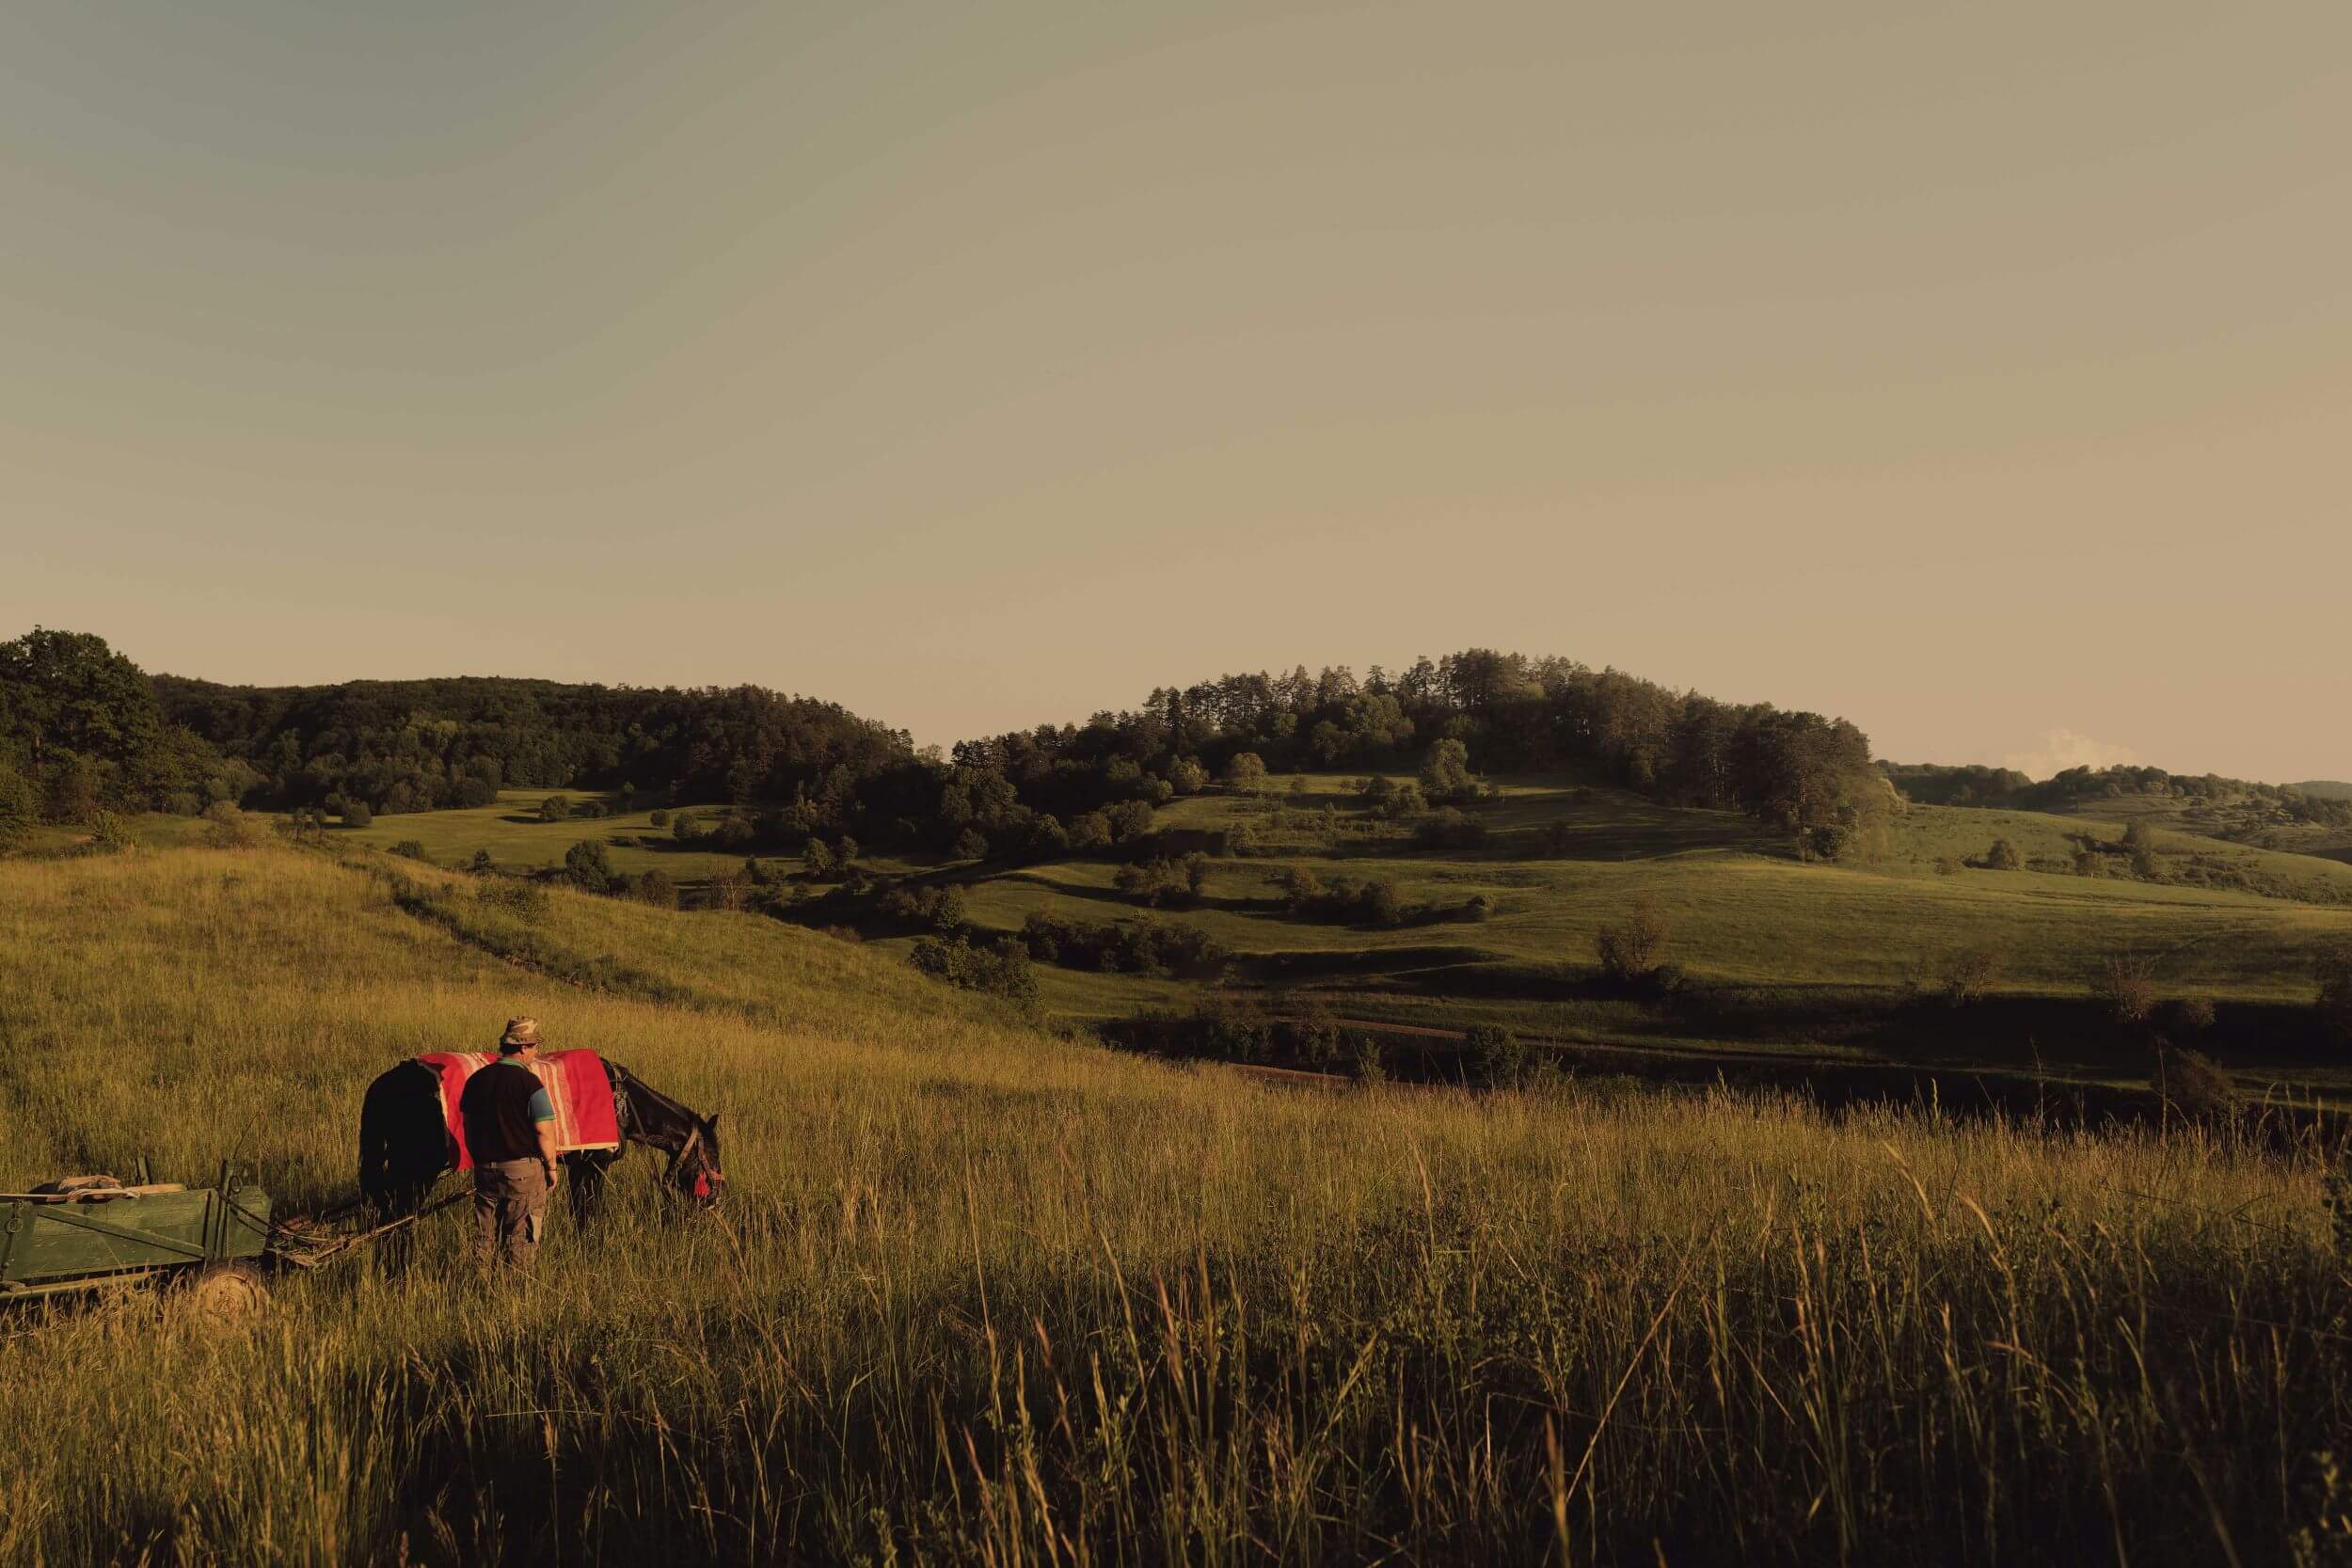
310,773 -> 2352,1104
0,836 -> 2341,1563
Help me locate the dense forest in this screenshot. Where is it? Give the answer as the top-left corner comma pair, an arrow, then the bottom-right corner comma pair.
3,627 -> 1897,859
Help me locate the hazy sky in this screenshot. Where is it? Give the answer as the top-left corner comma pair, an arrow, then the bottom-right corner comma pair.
4,3 -> 2346,779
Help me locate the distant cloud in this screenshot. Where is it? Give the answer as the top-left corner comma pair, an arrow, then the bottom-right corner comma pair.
2002,729 -> 2141,783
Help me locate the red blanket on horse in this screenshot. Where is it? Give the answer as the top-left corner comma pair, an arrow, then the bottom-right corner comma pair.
417,1049 -> 623,1170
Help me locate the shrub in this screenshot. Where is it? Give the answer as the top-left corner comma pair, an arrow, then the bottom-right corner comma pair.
635,869 -> 679,909
1934,855 -> 1963,877
476,879 -> 549,919
87,812 -> 137,855
1931,947 -> 2004,1006
1068,812 -> 1112,852
342,800 -> 373,830
951,827 -> 990,862
1223,752 -> 1268,793
537,797 -> 571,824
803,840 -> 839,880
1018,911 -> 1230,978
2096,955 -> 2159,1029
1348,1033 -> 1388,1085
1105,801 -> 1154,842
1462,894 -> 1496,923
1167,758 -> 1207,796
1184,852 -> 1211,899
1024,815 -> 1071,857
563,839 -> 615,895
1113,858 -> 1196,908
908,935 -> 1039,1011
1596,901 -> 1668,985
1418,738 -> 1477,802
467,848 -> 495,875
1378,782 -> 1428,821
707,870 -> 750,912
671,812 -> 700,842
389,840 -> 428,862
1466,1024 -> 1530,1088
2155,1046 -> 2233,1122
880,883 -> 968,933
648,809 -> 671,828
1983,839 -> 2022,871
1283,874 -> 1412,927
203,801 -> 267,849
1290,1004 -> 1343,1070
1193,999 -> 1272,1062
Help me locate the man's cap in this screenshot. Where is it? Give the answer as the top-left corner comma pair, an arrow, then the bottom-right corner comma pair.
499,1016 -> 542,1053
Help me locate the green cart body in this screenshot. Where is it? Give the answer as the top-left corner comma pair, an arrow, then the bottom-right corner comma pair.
0,1175 -> 272,1303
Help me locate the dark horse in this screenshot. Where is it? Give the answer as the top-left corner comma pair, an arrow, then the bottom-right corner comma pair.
358,1055 -> 725,1222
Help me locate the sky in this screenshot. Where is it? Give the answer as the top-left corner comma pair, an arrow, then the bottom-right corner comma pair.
3,2 -> 2346,781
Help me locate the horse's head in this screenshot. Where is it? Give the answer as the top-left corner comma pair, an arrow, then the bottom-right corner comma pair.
665,1110 -> 726,1209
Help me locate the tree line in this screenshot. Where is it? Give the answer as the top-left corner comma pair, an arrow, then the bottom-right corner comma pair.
5,629 -> 1890,857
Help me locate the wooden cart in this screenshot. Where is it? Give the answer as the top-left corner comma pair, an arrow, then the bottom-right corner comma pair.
0,1167 -> 274,1325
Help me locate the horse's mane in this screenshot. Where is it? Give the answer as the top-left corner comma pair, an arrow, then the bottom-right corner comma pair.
606,1061 -> 707,1142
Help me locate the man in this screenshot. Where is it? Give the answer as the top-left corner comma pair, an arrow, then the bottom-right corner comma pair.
458,1015 -> 562,1269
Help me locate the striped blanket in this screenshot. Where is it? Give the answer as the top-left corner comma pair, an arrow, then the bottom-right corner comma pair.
418,1049 -> 624,1170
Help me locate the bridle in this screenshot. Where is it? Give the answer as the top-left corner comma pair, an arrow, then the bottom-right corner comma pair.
660,1120 -> 725,1202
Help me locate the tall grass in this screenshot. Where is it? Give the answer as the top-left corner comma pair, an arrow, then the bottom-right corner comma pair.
1,847 -> 2345,1564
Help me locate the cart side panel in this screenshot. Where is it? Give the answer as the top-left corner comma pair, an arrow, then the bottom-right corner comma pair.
1,1188 -> 272,1288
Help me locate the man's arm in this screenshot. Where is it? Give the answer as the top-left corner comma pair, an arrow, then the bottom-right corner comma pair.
530,1084 -> 561,1185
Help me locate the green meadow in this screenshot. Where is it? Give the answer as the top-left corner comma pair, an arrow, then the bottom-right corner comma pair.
759,775 -> 2352,1099
3,840 -> 2347,1565
334,789 -> 796,881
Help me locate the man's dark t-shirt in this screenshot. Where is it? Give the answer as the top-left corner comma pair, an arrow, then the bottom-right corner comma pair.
460,1059 -> 556,1164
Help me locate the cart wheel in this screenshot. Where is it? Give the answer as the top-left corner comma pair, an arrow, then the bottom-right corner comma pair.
169,1261 -> 270,1329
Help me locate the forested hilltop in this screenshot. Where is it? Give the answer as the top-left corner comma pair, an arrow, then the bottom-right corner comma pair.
3,629 -> 1890,858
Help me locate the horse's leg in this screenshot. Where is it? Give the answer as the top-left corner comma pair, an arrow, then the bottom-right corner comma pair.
564,1151 -> 613,1227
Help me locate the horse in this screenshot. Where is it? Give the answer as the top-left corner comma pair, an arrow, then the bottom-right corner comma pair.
358,1053 -> 725,1223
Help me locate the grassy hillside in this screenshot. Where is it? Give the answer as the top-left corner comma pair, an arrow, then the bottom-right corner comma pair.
334,789 -> 791,881
758,777 -> 2352,1097
1,842 -> 2345,1564
2024,791 -> 2352,877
